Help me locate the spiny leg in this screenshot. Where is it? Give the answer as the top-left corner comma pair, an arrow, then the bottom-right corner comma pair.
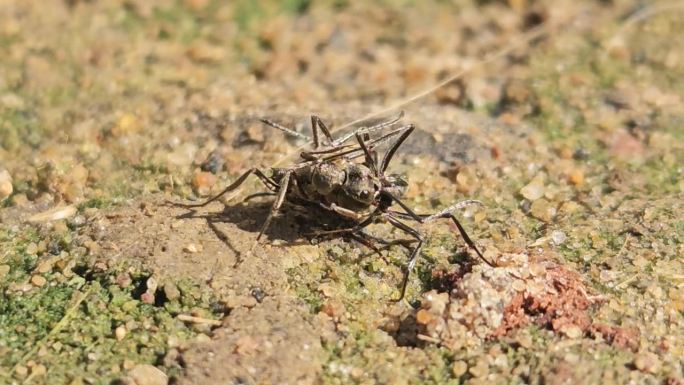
354,229 -> 418,266
310,115 -> 320,148
385,214 -> 424,302
355,132 -> 379,176
243,192 -> 277,202
306,207 -> 380,237
380,124 -> 415,173
356,229 -> 418,250
255,169 -> 292,242
347,232 -> 383,257
173,168 -> 275,208
385,193 -> 493,267
311,115 -> 334,146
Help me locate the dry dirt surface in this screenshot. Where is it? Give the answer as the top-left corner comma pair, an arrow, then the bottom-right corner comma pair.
1,1 -> 683,385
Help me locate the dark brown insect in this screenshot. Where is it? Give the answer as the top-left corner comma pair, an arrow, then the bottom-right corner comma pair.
176,113 -> 493,300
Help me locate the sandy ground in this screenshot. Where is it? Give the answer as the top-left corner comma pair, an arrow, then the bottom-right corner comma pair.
1,1 -> 683,384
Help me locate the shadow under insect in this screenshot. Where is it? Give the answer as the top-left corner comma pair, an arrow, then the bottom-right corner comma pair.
176,198 -> 364,245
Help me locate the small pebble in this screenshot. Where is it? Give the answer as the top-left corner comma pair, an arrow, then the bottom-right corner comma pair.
251,288 -> 266,303
116,273 -> 132,288
15,365 -> 28,377
561,324 -> 583,339
512,280 -> 526,292
529,263 -> 546,277
163,282 -> 181,301
192,171 -> 217,196
146,276 -> 158,293
31,275 -> 47,287
141,292 -> 155,304
200,150 -> 224,174
183,244 -> 199,253
320,300 -> 345,319
350,367 -> 364,379
122,359 -> 136,370
26,243 -> 38,255
31,364 -> 47,376
0,169 -> 12,201
194,333 -> 211,343
568,169 -> 584,186
520,180 -> 545,201
517,334 -> 533,349
112,113 -> 140,136
416,309 -> 433,325
452,360 -> 468,377
35,259 -> 54,274
317,283 -> 336,298
127,364 -> 168,385
551,230 -> 567,245
83,240 -> 101,255
115,325 -> 127,341
634,352 -> 661,374
529,199 -> 556,222
469,359 -> 489,378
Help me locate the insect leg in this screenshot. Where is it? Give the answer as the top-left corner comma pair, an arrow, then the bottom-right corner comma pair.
420,201 -> 491,266
317,203 -> 367,221
307,207 -> 379,237
385,214 -> 424,302
384,193 -> 493,267
311,115 -> 334,145
355,133 -> 379,176
310,115 -> 320,148
347,232 -> 383,256
243,192 -> 277,202
174,168 -> 263,208
252,169 -> 280,191
256,169 -> 292,241
380,124 -> 415,173
357,229 -> 418,250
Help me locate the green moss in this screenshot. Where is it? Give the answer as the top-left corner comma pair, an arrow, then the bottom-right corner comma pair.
281,0 -> 312,14
0,224 -> 223,384
234,1 -> 265,32
0,108 -> 44,151
0,284 -> 76,366
78,197 -> 114,210
152,3 -> 204,43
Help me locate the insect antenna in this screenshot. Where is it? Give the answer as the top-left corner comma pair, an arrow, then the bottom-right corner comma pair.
260,118 -> 312,142
333,110 -> 405,146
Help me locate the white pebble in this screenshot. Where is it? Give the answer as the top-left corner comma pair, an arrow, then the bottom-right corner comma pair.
551,230 -> 567,245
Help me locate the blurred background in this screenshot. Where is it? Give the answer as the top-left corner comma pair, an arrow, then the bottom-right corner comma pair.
1,1 -> 683,384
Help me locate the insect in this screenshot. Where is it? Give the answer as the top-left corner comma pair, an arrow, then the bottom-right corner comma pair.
176,113 -> 493,300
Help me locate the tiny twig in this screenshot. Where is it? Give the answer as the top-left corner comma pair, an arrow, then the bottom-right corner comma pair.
614,273 -> 639,290
177,314 -> 222,326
